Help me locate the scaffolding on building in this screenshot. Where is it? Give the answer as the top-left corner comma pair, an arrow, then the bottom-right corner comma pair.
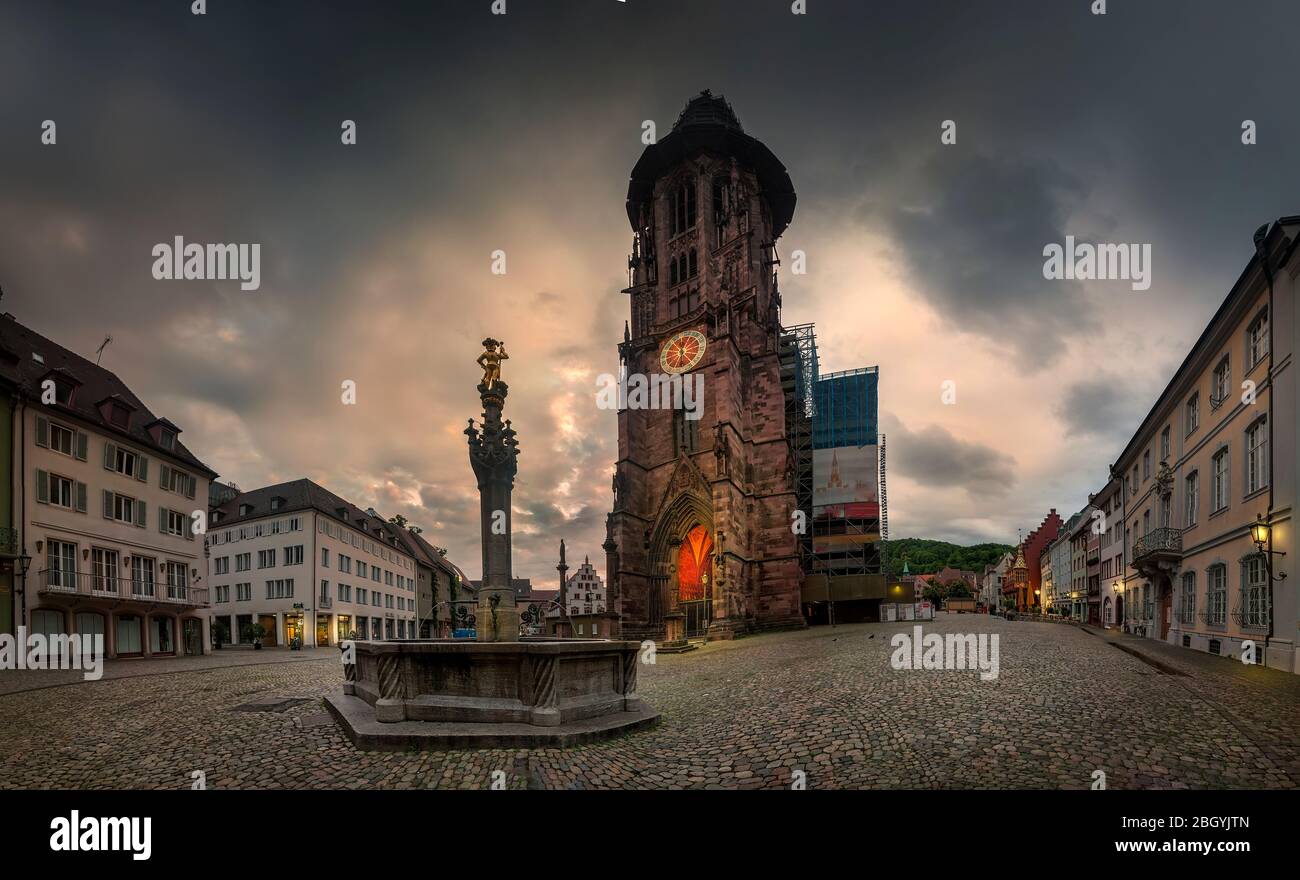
810,367 -> 882,579
779,323 -> 818,578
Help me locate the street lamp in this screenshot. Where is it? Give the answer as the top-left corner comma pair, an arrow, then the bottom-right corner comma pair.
1250,513 -> 1287,580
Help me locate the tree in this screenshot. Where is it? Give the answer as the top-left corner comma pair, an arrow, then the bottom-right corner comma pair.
389,514 -> 408,528
922,583 -> 947,606
944,580 -> 972,598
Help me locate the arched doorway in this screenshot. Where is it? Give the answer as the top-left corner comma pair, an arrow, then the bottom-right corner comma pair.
678,524 -> 714,637
1103,597 -> 1112,627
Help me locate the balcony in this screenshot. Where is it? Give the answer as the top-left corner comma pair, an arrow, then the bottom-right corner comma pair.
38,570 -> 210,607
1132,528 -> 1183,579
319,595 -> 333,609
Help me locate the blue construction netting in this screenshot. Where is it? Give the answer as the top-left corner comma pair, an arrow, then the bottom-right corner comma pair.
812,368 -> 878,450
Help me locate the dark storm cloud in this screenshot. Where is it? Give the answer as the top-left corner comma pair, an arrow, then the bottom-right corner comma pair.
1054,376 -> 1152,443
2,0 -> 1299,568
881,151 -> 1091,365
884,414 -> 1016,499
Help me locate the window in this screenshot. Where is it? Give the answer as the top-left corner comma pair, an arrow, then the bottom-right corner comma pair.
1142,450 -> 1150,480
1185,393 -> 1199,435
340,554 -> 352,574
321,547 -> 330,568
49,473 -> 75,509
1131,466 -> 1138,495
1211,356 -> 1230,408
1246,308 -> 1269,370
132,556 -> 156,597
283,545 -> 304,566
320,580 -> 330,602
357,588 -> 368,605
215,585 -> 230,603
1179,572 -> 1196,624
111,492 -> 137,525
164,508 -> 186,537
673,408 -> 699,454
1207,564 -> 1227,625
357,561 -> 367,579
1160,426 -> 1170,462
1158,494 -> 1170,529
161,465 -> 195,498
1211,448 -> 1229,512
49,421 -> 75,456
372,567 -> 381,583
214,556 -> 229,575
113,446 -> 139,478
265,578 -> 294,599
339,583 -> 351,602
159,428 -> 176,449
91,548 -> 118,593
165,561 -> 188,599
235,552 -> 251,572
1246,417 -> 1268,494
385,570 -> 394,586
236,582 -> 251,602
257,549 -> 275,569
1240,556 -> 1269,629
670,179 -> 696,237
1184,471 -> 1199,525
1142,584 -> 1151,621
46,539 -> 78,589
372,592 -> 381,607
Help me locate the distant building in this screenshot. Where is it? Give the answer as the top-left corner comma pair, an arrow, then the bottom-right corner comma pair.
207,479 -> 418,647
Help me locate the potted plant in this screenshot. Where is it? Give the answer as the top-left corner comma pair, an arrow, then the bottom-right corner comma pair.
211,620 -> 229,650
243,621 -> 267,649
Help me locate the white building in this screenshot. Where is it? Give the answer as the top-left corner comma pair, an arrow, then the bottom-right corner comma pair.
206,479 -> 418,648
4,313 -> 218,657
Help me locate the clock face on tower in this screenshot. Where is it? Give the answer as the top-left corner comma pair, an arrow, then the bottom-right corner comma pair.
659,329 -> 707,374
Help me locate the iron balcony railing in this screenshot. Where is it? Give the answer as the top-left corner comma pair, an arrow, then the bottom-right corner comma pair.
1132,527 -> 1183,562
39,569 -> 210,607
318,595 -> 333,609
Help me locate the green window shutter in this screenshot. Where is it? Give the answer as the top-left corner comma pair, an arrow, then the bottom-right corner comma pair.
75,431 -> 88,461
135,500 -> 147,528
35,416 -> 48,448
160,463 -> 171,490
102,489 -> 113,519
159,506 -> 168,534
36,469 -> 49,504
75,481 -> 87,513
104,442 -> 116,470
137,455 -> 148,482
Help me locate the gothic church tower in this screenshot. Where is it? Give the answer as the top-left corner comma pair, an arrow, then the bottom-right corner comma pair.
604,91 -> 804,642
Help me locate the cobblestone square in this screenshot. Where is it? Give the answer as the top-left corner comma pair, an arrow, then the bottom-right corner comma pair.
1,614 -> 1297,790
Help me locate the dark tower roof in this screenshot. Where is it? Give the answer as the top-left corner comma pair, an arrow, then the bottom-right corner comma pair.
626,90 -> 796,239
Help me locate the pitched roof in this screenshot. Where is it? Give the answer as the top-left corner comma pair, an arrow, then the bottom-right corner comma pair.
389,523 -> 471,584
209,478 -> 411,554
0,313 -> 216,476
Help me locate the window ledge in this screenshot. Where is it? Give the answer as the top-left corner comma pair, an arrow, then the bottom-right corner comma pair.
1208,506 -> 1229,521
1242,486 -> 1269,504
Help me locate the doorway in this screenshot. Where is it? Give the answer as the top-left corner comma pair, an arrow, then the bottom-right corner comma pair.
258,614 -> 278,647
1158,580 -> 1172,640
182,618 -> 202,655
316,616 -> 330,647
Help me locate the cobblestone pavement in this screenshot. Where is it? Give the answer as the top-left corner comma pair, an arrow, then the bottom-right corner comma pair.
0,647 -> 336,695
1,614 -> 1297,790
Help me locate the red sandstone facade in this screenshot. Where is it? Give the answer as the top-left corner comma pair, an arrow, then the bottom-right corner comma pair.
603,92 -> 804,641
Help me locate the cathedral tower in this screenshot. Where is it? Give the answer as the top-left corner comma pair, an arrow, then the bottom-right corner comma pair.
605,91 -> 804,642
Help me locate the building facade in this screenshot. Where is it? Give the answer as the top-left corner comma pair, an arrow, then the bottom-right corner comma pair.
206,480 -> 418,647
607,91 -> 803,642
2,314 -> 216,657
1116,217 -> 1300,673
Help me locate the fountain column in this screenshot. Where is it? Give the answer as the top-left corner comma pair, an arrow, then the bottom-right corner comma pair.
465,370 -> 521,642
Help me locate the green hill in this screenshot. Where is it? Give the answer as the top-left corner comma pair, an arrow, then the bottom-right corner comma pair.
881,538 -> 1013,579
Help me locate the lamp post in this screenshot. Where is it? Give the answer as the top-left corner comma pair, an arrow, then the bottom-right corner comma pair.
1251,513 -> 1286,658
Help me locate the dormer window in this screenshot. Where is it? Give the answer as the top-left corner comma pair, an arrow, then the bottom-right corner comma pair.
239,503 -> 252,516
270,497 -> 285,510
160,429 -> 175,450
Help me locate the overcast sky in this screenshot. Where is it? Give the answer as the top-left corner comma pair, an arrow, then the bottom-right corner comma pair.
2,0 -> 1297,580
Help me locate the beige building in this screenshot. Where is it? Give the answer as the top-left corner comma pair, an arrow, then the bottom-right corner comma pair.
3,315 -> 217,657
1116,217 -> 1299,673
207,480 -> 418,648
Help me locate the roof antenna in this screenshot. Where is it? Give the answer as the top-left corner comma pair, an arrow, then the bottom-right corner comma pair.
95,335 -> 112,365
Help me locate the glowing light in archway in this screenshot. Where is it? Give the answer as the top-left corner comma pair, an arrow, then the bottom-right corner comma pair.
677,524 -> 713,602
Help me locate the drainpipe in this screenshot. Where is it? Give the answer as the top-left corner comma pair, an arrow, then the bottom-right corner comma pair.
1253,224 -> 1276,660
16,395 -> 25,631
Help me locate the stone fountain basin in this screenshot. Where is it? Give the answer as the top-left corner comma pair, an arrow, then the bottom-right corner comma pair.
346,637 -> 647,727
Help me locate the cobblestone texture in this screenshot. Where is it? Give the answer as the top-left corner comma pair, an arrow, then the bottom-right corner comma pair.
0,615 -> 1296,790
